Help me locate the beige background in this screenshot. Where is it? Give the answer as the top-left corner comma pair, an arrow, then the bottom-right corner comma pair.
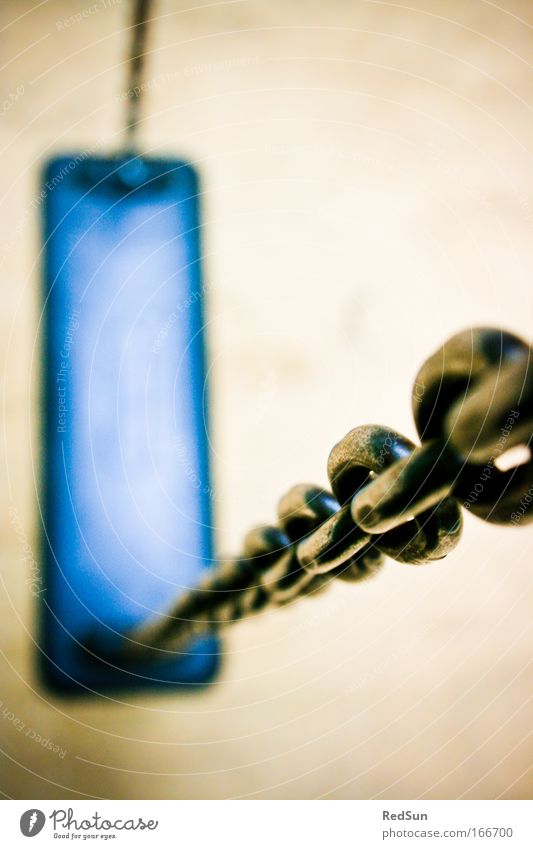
1,0 -> 533,799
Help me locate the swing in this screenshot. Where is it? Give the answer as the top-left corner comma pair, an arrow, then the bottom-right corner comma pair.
40,1 -> 533,695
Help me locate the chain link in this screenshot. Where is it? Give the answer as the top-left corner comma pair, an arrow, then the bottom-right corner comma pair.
113,327 -> 533,664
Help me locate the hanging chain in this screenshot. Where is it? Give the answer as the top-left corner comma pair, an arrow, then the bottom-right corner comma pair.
113,327 -> 533,665
123,0 -> 153,150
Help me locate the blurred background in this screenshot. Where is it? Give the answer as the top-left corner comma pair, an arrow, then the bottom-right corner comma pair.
1,0 -> 533,799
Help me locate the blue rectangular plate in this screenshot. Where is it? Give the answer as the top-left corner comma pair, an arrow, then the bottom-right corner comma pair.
40,154 -> 219,694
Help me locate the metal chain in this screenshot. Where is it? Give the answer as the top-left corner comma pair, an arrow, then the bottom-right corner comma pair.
116,327 -> 533,665
123,0 -> 153,150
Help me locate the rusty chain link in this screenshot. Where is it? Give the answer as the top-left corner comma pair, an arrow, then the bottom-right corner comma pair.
114,327 -> 533,664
